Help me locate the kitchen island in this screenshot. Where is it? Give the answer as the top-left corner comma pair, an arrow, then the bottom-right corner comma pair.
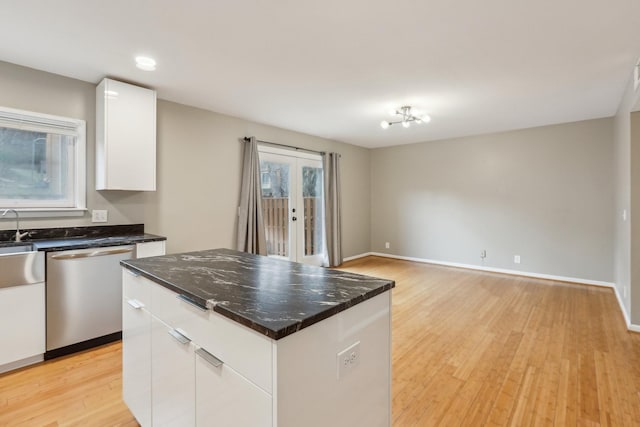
121,248 -> 394,427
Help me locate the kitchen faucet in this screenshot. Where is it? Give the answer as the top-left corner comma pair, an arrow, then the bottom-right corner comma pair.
2,209 -> 29,242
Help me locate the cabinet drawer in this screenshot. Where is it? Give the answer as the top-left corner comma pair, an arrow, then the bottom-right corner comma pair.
150,282 -> 273,394
122,298 -> 151,427
196,349 -> 272,427
122,269 -> 152,307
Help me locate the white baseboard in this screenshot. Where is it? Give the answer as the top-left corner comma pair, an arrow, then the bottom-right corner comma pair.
346,252 -> 640,333
613,285 -> 632,327
0,354 -> 43,374
368,252 -> 615,288
342,252 -> 373,262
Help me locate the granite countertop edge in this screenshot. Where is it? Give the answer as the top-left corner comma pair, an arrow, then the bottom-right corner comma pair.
31,234 -> 166,252
121,261 -> 395,341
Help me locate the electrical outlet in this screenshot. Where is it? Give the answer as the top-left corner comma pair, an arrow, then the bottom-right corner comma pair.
623,209 -> 628,221
337,341 -> 360,379
514,255 -> 521,264
480,250 -> 487,259
385,242 -> 390,249
91,209 -> 108,223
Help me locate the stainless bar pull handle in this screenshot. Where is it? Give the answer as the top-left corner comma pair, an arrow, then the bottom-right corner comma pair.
51,247 -> 134,260
177,294 -> 207,311
127,299 -> 144,309
196,347 -> 223,367
168,328 -> 191,345
124,268 -> 140,277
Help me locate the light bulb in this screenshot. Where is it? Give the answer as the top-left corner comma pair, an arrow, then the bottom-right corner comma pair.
402,121 -> 410,128
380,120 -> 390,129
135,56 -> 157,71
422,115 -> 431,123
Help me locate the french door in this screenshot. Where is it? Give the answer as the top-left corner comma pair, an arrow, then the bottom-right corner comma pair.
258,146 -> 324,266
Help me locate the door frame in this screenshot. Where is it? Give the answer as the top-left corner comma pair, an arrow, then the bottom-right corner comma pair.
258,145 -> 324,266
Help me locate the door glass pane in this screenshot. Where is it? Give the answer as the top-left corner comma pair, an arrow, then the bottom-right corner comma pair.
302,166 -> 323,256
260,160 -> 290,257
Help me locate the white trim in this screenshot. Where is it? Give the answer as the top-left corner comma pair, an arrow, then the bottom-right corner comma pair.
363,252 -> 615,288
613,285 -> 632,328
0,354 -> 43,374
0,208 -> 86,218
635,57 -> 640,91
349,252 -> 640,333
257,144 -> 322,161
342,252 -> 373,262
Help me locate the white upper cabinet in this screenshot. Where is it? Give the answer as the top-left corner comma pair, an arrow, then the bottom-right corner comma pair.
96,78 -> 156,191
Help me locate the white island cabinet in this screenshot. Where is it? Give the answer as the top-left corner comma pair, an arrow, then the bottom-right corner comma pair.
122,248 -> 393,427
122,241 -> 166,426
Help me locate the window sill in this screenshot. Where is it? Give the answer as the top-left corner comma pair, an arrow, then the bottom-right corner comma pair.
4,208 -> 87,218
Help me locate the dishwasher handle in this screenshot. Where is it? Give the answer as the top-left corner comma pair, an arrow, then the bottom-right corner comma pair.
50,247 -> 134,260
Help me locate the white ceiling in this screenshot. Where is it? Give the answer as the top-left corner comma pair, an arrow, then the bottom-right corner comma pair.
1,0 -> 640,148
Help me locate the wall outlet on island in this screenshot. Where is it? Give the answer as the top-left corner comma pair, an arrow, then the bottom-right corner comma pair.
385,242 -> 390,249
337,341 -> 360,380
514,255 -> 521,264
91,209 -> 108,223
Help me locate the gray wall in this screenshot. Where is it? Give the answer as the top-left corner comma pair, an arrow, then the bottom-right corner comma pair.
145,100 -> 371,256
0,61 -> 148,229
371,119 -> 615,282
0,61 -> 371,258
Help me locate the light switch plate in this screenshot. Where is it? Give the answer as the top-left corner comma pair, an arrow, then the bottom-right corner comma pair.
91,209 -> 108,223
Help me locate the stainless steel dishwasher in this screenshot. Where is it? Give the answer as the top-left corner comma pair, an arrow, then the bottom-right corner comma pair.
46,245 -> 134,358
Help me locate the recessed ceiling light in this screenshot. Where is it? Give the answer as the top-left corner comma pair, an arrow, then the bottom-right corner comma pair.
135,56 -> 156,71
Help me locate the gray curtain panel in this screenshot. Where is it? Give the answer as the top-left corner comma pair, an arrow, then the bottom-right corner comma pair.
323,152 -> 342,267
236,137 -> 268,255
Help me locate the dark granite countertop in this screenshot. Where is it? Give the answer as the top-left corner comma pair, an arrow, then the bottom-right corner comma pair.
31,234 -> 165,252
0,224 -> 165,252
121,248 -> 395,340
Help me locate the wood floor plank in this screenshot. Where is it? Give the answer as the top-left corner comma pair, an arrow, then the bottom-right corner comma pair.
0,256 -> 639,426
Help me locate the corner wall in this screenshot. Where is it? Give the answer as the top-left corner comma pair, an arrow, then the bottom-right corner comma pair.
613,71 -> 640,326
371,118 -> 615,283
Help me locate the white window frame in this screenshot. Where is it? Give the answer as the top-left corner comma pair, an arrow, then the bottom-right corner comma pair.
0,106 -> 86,217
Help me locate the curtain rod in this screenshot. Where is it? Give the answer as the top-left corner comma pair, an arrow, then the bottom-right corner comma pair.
241,136 -> 330,156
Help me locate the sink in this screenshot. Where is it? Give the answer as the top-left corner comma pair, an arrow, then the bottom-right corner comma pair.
0,244 -> 34,255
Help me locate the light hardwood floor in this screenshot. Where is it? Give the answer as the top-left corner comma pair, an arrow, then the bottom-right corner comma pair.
1,256 -> 639,426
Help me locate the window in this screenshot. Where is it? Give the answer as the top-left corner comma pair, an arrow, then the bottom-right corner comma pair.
0,106 -> 86,212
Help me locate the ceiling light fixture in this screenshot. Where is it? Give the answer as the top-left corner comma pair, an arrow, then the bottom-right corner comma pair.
135,56 -> 156,71
380,106 -> 431,129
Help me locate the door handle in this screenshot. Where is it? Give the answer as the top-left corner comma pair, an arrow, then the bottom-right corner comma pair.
127,299 -> 144,309
51,247 -> 134,260
168,328 -> 191,345
196,347 -> 223,367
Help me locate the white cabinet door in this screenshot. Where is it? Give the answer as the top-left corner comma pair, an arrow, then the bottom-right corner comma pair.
136,241 -> 166,259
195,347 -> 272,427
151,316 -> 195,426
122,298 -> 152,427
96,78 -> 156,191
0,283 -> 45,367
